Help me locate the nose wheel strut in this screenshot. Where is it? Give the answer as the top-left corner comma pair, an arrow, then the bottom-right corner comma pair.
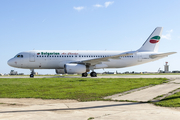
30,69 -> 35,78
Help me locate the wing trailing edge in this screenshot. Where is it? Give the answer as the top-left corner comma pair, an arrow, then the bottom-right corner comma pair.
149,52 -> 177,59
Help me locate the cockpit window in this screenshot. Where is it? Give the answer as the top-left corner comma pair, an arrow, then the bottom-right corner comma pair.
14,54 -> 23,58
17,55 -> 21,57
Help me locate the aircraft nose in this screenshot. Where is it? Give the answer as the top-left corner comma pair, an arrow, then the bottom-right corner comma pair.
7,59 -> 14,67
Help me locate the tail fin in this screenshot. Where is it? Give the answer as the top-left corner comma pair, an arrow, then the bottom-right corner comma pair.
138,27 -> 163,52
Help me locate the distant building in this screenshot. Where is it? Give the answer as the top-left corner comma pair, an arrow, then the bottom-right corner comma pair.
172,70 -> 180,73
18,73 -> 24,75
164,62 -> 169,73
103,71 -> 115,74
9,70 -> 18,75
34,72 -> 38,75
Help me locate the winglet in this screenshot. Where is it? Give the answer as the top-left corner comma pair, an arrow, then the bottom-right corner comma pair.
138,27 -> 163,52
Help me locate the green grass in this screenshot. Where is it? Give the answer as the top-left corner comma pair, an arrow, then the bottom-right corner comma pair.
155,90 -> 180,107
0,78 -> 167,101
1,73 -> 180,78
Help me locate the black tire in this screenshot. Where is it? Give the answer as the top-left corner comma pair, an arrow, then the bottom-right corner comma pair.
84,72 -> 88,77
82,73 -> 88,77
82,73 -> 85,77
30,74 -> 34,78
91,72 -> 97,77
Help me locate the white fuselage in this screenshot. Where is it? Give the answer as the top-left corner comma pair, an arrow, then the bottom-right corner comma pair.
7,50 -> 159,70
7,27 -> 176,77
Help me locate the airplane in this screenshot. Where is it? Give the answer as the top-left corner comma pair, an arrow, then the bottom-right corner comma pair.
7,27 -> 176,77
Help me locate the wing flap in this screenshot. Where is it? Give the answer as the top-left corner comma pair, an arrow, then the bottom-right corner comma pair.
149,52 -> 176,59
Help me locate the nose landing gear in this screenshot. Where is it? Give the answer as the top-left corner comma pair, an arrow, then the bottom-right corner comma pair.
30,69 -> 35,78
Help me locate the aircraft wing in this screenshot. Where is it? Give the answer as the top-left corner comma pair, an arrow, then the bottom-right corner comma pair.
149,52 -> 177,59
75,51 -> 135,66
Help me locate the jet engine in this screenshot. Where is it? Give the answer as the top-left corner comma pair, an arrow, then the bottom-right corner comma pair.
55,69 -> 65,74
64,64 -> 89,74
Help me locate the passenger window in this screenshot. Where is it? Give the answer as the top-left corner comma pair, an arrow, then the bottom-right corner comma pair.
21,55 -> 23,58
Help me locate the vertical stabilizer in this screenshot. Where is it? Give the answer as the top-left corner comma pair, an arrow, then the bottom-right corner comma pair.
138,27 -> 163,52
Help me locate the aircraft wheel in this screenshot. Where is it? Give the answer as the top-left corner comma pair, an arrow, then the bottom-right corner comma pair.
82,73 -> 88,77
30,74 -> 34,78
90,72 -> 97,77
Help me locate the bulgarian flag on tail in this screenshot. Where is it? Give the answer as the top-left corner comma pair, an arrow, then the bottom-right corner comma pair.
149,36 -> 160,43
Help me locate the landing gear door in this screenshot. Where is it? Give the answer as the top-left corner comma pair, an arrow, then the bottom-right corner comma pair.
29,52 -> 35,62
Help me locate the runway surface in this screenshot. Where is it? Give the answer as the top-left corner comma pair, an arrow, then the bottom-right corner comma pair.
1,74 -> 180,79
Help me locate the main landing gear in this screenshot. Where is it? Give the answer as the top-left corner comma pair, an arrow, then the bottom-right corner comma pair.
81,72 -> 97,77
30,69 -> 35,78
90,72 -> 97,77
82,72 -> 88,77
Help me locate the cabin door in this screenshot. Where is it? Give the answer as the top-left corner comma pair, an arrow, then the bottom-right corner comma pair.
29,52 -> 35,62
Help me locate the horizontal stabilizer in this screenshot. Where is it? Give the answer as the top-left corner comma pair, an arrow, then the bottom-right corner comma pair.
149,52 -> 177,59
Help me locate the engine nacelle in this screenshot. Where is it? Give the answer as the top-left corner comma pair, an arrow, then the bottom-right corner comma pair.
55,69 -> 65,74
64,64 -> 89,74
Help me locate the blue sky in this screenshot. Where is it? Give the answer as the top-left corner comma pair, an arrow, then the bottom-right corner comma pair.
1,0 -> 180,74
